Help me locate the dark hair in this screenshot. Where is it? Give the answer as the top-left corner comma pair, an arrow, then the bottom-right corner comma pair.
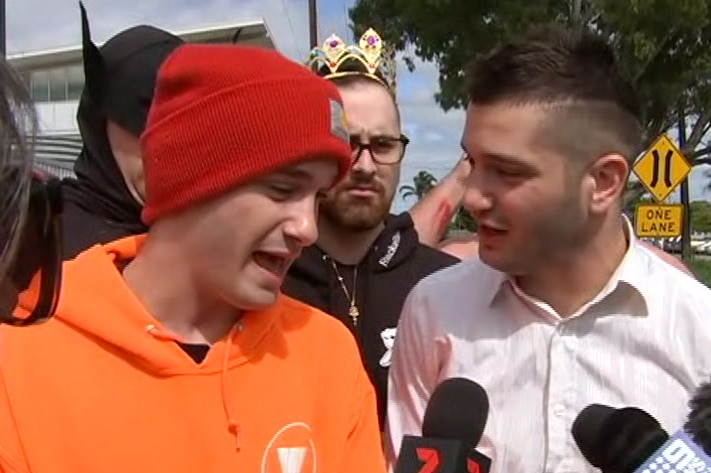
0,58 -> 37,278
467,25 -> 643,164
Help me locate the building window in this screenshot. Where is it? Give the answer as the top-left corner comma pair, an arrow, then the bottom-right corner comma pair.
30,69 -> 50,102
48,67 -> 67,102
26,65 -> 85,103
66,65 -> 84,100
19,71 -> 31,89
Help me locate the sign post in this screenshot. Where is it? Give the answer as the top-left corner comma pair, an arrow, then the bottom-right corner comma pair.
0,0 -> 5,58
632,134 -> 691,240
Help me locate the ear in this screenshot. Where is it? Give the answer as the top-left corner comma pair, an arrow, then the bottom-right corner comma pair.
587,153 -> 629,214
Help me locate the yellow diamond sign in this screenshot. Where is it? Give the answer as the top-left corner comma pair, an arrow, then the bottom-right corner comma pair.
633,134 -> 691,202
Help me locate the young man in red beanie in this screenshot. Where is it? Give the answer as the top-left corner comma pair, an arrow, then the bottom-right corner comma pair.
0,44 -> 386,473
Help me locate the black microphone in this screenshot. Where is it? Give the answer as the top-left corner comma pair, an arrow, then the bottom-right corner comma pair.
394,377 -> 491,473
572,404 -> 669,473
574,403 -> 711,473
685,381 -> 711,455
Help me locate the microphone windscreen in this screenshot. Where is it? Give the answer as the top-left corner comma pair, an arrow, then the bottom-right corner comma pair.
685,381 -> 711,456
422,377 -> 489,445
573,404 -> 616,467
573,404 -> 668,473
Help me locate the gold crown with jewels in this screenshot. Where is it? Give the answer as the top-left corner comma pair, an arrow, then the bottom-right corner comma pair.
306,28 -> 397,94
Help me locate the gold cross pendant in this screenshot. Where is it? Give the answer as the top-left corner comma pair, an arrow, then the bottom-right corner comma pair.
348,304 -> 360,326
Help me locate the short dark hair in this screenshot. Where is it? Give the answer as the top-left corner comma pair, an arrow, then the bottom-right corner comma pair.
467,25 -> 643,165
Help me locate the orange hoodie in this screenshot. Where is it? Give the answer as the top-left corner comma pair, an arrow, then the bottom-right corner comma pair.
0,236 -> 386,473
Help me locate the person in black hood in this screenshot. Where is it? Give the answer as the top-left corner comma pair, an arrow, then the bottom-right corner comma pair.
60,3 -> 183,259
283,29 -> 459,429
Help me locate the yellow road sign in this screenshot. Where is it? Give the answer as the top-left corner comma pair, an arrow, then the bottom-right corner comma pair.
635,203 -> 684,237
633,134 -> 691,202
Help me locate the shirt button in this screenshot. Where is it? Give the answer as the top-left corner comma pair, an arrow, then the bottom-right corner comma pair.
553,404 -> 566,416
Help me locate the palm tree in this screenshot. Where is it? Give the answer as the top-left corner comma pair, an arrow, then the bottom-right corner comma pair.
399,170 -> 438,201
450,207 -> 478,232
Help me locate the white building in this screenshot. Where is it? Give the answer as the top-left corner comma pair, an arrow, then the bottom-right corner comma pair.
9,20 -> 277,178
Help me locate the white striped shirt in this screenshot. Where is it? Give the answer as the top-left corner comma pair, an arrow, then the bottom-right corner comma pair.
386,233 -> 711,473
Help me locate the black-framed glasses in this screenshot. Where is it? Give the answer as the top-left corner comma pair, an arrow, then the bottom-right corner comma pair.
0,169 -> 63,326
351,134 -> 410,165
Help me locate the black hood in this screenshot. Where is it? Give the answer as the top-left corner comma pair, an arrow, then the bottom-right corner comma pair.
289,212 -> 421,284
60,3 -> 183,258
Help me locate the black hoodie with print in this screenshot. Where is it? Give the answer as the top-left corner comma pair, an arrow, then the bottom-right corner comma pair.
282,212 -> 460,427
60,6 -> 183,259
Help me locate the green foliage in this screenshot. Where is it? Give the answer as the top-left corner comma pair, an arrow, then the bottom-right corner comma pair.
398,170 -> 478,232
449,207 -> 478,233
350,0 -> 711,160
399,170 -> 438,201
689,200 -> 711,233
623,179 -> 651,216
690,258 -> 711,286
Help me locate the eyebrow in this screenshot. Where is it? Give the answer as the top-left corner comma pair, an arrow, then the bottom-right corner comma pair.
353,133 -> 399,138
351,127 -> 399,136
461,142 -> 531,168
482,152 -> 531,167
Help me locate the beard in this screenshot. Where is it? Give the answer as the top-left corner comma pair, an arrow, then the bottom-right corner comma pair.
319,178 -> 394,232
480,186 -> 590,276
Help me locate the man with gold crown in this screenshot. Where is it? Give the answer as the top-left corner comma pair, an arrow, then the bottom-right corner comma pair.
282,28 -> 459,431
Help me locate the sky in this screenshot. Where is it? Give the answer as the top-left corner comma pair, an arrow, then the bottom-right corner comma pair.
6,0 -> 711,209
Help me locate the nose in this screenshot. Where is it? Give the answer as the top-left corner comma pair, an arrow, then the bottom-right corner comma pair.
462,166 -> 494,216
283,197 -> 320,247
352,146 -> 378,175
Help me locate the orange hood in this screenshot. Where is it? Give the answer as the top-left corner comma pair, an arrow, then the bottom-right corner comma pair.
32,235 -> 277,377
1,235 -> 386,473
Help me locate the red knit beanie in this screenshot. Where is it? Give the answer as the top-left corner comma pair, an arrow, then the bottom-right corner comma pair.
140,44 -> 353,225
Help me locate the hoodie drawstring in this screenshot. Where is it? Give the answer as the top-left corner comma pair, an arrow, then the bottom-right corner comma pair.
145,324 -> 182,342
146,322 -> 242,451
222,323 -> 241,451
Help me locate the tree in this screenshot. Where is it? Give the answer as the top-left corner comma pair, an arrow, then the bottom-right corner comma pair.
449,207 -> 478,233
399,169 -> 478,233
350,0 -> 711,162
690,200 -> 711,233
351,0 -> 711,261
623,180 -> 651,217
399,170 -> 438,201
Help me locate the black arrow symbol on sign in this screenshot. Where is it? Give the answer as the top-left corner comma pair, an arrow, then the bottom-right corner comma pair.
649,150 -> 673,188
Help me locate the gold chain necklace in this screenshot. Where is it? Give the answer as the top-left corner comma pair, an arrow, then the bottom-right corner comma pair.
326,258 -> 360,326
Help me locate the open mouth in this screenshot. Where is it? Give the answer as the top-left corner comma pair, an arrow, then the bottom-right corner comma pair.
478,224 -> 507,239
252,251 -> 290,281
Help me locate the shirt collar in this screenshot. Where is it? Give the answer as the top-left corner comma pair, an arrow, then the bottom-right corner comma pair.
615,215 -> 653,305
486,215 -> 650,316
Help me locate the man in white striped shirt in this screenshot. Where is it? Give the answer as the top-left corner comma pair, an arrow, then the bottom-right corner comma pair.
385,25 -> 711,473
